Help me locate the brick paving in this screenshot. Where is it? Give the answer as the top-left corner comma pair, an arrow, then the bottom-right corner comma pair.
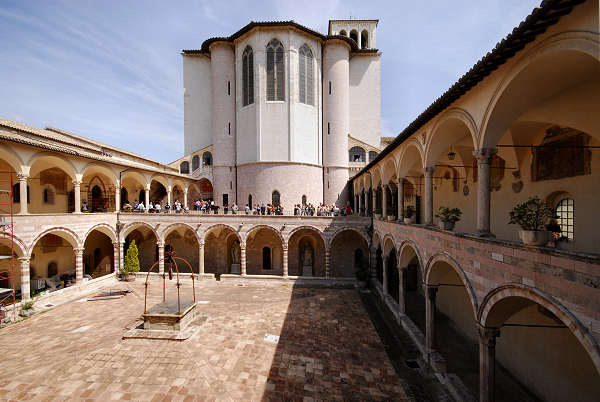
0,280 -> 409,401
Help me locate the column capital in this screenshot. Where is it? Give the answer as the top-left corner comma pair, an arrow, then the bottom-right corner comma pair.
426,285 -> 438,299
146,182 -> 151,190
478,325 -> 501,346
73,248 -> 84,255
18,257 -> 30,263
424,166 -> 435,176
72,180 -> 82,186
397,177 -> 404,185
157,241 -> 165,248
112,241 -> 123,247
473,148 -> 497,161
240,242 -> 246,250
382,183 -> 388,190
282,244 -> 288,251
199,241 -> 205,248
17,173 -> 29,181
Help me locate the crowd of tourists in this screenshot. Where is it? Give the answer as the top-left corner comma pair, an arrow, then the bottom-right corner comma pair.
293,203 -> 353,216
121,199 -> 188,213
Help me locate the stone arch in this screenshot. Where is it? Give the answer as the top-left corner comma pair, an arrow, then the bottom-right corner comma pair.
371,230 -> 382,250
382,234 -> 397,256
381,158 -> 397,185
425,107 -> 478,168
397,139 -> 425,178
27,152 -> 77,180
0,143 -> 25,173
161,222 -> 200,245
285,225 -> 325,246
329,227 -> 369,278
83,223 -> 117,244
425,251 -> 478,317
80,163 -> 118,184
28,227 -> 81,255
327,226 -> 369,249
244,224 -> 284,246
398,239 -> 425,278
478,283 -> 600,376
0,232 -> 27,257
202,223 -> 241,244
287,226 -> 326,277
480,32 -> 600,149
120,222 -> 159,242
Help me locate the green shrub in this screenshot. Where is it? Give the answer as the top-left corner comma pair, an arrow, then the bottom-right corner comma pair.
435,206 -> 462,223
405,205 -> 415,218
509,197 -> 557,231
123,240 -> 140,274
22,301 -> 34,310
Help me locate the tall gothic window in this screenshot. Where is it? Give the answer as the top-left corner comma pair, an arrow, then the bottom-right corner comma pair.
298,44 -> 314,105
242,46 -> 254,106
266,39 -> 285,101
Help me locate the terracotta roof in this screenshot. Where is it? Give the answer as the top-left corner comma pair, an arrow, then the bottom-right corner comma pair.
351,0 -> 585,183
182,20 -> 378,55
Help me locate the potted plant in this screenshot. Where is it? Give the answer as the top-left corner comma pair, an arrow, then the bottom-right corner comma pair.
122,240 -> 140,281
509,197 -> 556,246
19,300 -> 34,317
387,211 -> 396,221
545,219 -> 565,248
404,206 -> 415,224
435,206 -> 462,230
373,208 -> 382,219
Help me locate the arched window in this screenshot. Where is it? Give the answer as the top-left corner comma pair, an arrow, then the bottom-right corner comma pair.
298,44 -> 314,105
301,195 -> 307,205
349,146 -> 366,162
361,30 -> 369,49
555,198 -> 574,240
192,155 -> 200,171
266,39 -> 285,101
272,190 -> 280,206
202,151 -> 213,166
349,30 -> 358,45
242,46 -> 254,106
262,247 -> 272,270
339,30 -> 347,36
42,187 -> 55,204
180,161 -> 190,174
368,151 -> 379,162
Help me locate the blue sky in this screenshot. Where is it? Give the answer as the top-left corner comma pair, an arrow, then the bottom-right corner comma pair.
0,0 -> 540,164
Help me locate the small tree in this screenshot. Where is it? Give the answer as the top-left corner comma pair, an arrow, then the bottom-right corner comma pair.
123,240 -> 140,274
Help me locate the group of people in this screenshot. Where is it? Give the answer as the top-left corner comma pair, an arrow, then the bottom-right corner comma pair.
293,203 -> 353,216
122,199 -> 187,213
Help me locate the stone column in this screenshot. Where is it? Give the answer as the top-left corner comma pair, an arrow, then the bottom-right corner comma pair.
183,187 -> 188,210
73,180 -> 82,213
371,188 -> 376,217
74,248 -> 84,284
479,326 -> 501,402
369,246 -> 377,281
382,255 -> 388,294
17,173 -> 28,215
145,183 -> 150,213
167,186 -> 172,213
474,149 -> 497,236
19,257 -> 31,301
158,242 -> 165,275
240,243 -> 247,276
282,244 -> 288,277
424,167 -> 435,225
112,242 -> 121,274
398,267 -> 407,314
325,247 -> 331,278
382,184 -> 388,219
426,285 -> 438,354
198,242 -> 205,276
115,182 -> 120,212
119,242 -> 124,273
398,178 -> 404,221
358,193 -> 362,216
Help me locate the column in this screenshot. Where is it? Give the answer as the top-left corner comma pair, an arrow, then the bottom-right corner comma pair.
398,178 -> 404,221
183,187 -> 188,210
240,243 -> 246,276
398,267 -> 407,314
112,242 -> 121,274
119,242 -> 124,273
115,181 -> 120,212
479,326 -> 501,402
474,149 -> 497,236
73,180 -> 82,213
145,183 -> 150,213
282,244 -> 288,277
426,285 -> 438,354
158,242 -> 165,275
371,188 -> 376,216
369,246 -> 377,280
199,242 -> 205,276
325,247 -> 331,278
382,255 -> 388,294
17,173 -> 28,215
167,186 -> 172,213
19,257 -> 31,301
424,167 -> 435,225
74,248 -> 84,284
358,193 -> 362,216
382,184 -> 388,219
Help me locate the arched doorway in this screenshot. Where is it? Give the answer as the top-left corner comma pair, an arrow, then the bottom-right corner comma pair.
203,225 -> 241,275
124,225 -> 158,272
83,230 -> 114,278
386,250 -> 399,303
246,227 -> 283,275
329,229 -> 368,278
90,185 -> 103,212
288,228 -> 325,277
164,226 -> 199,273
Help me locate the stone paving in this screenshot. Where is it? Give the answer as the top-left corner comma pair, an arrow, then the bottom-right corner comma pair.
0,279 -> 410,401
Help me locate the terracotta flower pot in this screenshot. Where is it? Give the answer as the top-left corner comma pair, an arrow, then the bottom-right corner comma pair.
518,230 -> 551,246
403,217 -> 414,224
440,221 -> 456,231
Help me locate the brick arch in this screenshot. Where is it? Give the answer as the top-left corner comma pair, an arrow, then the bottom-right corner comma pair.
398,239 -> 425,277
120,222 -> 159,241
244,225 -> 284,247
478,283 -> 600,376
372,229 -> 384,250
201,223 -> 241,244
28,227 -> 82,255
382,234 -> 397,257
327,227 -> 369,249
425,251 -> 478,318
0,232 -> 27,257
161,223 -> 200,245
83,223 -> 117,244
285,225 -> 325,247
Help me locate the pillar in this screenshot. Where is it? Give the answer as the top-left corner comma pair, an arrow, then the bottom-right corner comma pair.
199,242 -> 205,276
17,174 -> 28,215
369,246 -> 377,280
426,285 -> 438,354
282,244 -> 288,277
158,242 -> 165,275
358,192 -> 362,216
424,167 -> 435,225
398,178 -> 404,221
119,242 -> 124,273
74,248 -> 84,284
240,243 -> 246,276
73,180 -> 82,213
371,188 -> 376,216
115,182 -> 120,212
382,184 -> 388,219
183,187 -> 188,210
325,247 -> 331,278
474,149 -> 497,236
382,255 -> 388,294
112,242 -> 120,274
167,186 -> 172,213
19,257 -> 30,301
145,183 -> 150,213
479,326 -> 501,402
398,267 -> 406,314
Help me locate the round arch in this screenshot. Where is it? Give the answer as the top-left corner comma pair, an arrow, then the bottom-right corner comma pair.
425,108 -> 478,168
28,227 -> 82,256
201,223 -> 241,244
27,152 -> 77,180
80,163 -> 118,184
328,227 -> 370,249
398,239 -> 425,278
381,158 -> 398,185
382,234 -> 397,257
244,224 -> 284,246
0,143 -> 25,173
120,222 -> 159,241
0,233 -> 27,257
161,223 -> 200,245
425,251 -> 479,318
397,140 -> 425,178
285,225 -> 325,247
83,223 -> 117,244
478,283 -> 600,375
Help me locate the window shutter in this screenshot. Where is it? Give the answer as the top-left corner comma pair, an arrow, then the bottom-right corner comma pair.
276,48 -> 284,101
242,53 -> 248,106
306,50 -> 314,105
248,51 -> 254,104
267,48 -> 275,101
299,49 -> 306,104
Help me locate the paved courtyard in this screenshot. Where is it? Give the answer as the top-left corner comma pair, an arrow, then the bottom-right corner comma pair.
0,280 -> 410,401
